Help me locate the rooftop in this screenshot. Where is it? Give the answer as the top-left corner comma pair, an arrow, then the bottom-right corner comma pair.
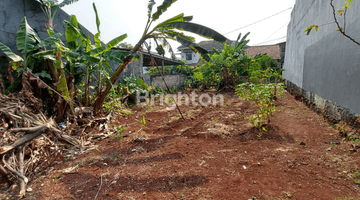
244,44 -> 282,59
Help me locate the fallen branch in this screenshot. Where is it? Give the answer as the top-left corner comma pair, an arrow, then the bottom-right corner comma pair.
10,125 -> 48,135
0,163 -> 7,177
18,146 -> 26,197
94,174 -> 104,200
0,125 -> 47,155
2,155 -> 28,184
58,134 -> 80,146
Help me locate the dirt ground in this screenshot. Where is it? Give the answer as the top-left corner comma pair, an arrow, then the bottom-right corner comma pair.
5,90 -> 360,199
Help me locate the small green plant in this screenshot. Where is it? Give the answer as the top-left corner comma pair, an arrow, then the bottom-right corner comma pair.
337,121 -> 349,134
170,86 -> 179,93
236,67 -> 285,131
52,175 -> 60,180
120,109 -> 132,116
136,116 -> 147,130
110,126 -> 125,142
211,117 -> 219,123
346,171 -> 360,186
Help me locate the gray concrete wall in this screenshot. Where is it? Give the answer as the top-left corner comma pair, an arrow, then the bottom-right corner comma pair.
0,0 -> 94,71
150,74 -> 187,90
284,0 -> 360,114
1,0 -> 68,55
116,61 -> 150,85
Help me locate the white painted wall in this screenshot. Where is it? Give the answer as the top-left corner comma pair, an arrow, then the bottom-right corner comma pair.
179,50 -> 200,65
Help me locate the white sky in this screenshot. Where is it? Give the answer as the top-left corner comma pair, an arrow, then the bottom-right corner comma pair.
62,0 -> 295,53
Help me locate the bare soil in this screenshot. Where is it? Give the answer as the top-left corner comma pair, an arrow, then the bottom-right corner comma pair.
6,90 -> 360,199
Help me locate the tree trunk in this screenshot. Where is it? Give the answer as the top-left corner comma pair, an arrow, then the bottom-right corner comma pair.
93,39 -> 144,115
93,56 -> 134,115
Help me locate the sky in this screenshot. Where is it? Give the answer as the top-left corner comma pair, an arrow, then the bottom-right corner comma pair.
62,0 -> 296,55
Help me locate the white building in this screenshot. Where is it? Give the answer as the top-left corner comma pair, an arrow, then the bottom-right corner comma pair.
177,40 -> 225,65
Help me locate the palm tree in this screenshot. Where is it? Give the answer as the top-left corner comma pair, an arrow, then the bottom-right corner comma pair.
93,0 -> 230,114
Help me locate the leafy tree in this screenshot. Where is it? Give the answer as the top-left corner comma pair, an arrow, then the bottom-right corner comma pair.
116,42 -> 134,49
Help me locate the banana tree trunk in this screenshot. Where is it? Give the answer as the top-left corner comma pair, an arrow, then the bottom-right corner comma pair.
93,56 -> 133,115
84,66 -> 90,106
93,39 -> 144,115
55,51 -> 74,115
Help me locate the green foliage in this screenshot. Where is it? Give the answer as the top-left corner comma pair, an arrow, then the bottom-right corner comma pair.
305,0 -> 356,38
0,43 -> 23,62
304,25 -> 319,35
337,0 -> 354,16
175,64 -> 193,75
146,65 -> 176,75
162,21 -> 228,42
152,0 -> 177,21
119,75 -> 152,95
346,171 -> 360,186
236,65 -> 285,132
192,34 -> 252,89
110,126 -> 124,142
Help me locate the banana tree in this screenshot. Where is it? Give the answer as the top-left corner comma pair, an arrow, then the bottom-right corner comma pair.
93,0 -> 231,114
37,3 -> 137,106
0,17 -> 63,93
36,0 -> 80,30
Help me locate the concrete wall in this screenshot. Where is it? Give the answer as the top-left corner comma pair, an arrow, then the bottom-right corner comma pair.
284,0 -> 360,115
117,60 -> 150,85
150,74 -> 187,90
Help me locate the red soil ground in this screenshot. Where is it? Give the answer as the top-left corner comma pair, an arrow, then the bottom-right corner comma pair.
9,90 -> 360,199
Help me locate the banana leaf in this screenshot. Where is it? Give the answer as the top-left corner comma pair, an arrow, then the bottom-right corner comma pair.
89,34 -> 127,57
162,22 -> 228,43
58,0 -> 80,7
175,35 -> 209,60
102,50 -> 139,64
154,13 -> 192,30
36,32 -> 63,48
16,17 -> 40,55
93,3 -> 101,48
0,42 -> 23,62
152,0 -> 177,21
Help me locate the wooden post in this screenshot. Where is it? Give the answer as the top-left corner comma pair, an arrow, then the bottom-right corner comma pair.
162,55 -> 165,74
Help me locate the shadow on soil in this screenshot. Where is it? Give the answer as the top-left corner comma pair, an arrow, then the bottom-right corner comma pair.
101,135 -> 176,158
233,124 -> 296,144
61,173 -> 208,199
101,152 -> 185,167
